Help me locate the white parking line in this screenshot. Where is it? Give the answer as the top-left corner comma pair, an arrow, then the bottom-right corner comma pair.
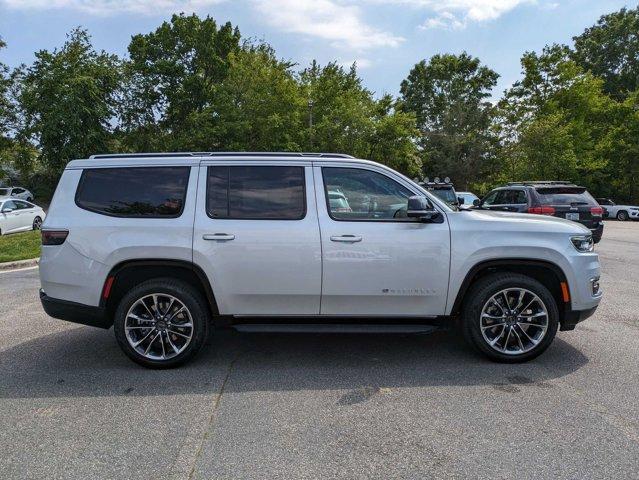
0,265 -> 39,274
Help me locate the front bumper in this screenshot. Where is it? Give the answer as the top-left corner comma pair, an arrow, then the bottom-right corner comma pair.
40,290 -> 112,329
629,210 -> 639,220
561,305 -> 598,331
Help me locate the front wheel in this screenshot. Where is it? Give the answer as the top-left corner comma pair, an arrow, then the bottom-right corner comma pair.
113,278 -> 209,368
461,273 -> 559,363
32,216 -> 42,230
617,210 -> 629,221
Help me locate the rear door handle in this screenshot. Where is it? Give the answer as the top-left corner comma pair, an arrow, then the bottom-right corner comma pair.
330,235 -> 362,243
203,233 -> 235,241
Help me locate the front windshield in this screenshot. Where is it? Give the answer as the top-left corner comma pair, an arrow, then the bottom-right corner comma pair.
431,188 -> 457,205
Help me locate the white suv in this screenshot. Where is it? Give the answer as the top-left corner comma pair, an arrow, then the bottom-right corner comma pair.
39,153 -> 602,368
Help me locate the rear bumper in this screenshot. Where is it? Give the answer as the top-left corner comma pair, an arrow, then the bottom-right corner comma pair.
40,290 -> 112,329
590,223 -> 603,243
560,305 -> 598,331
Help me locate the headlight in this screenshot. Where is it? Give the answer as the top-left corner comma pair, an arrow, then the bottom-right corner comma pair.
571,234 -> 594,252
630,207 -> 639,211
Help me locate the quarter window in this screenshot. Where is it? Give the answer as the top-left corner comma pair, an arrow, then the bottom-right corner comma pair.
206,166 -> 306,220
75,167 -> 190,217
322,167 -> 414,221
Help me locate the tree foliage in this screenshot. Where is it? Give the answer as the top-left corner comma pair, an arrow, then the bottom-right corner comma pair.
573,6 -> 639,99
400,52 -> 499,188
17,29 -> 120,177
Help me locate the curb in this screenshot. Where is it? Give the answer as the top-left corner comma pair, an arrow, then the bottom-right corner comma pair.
0,257 -> 40,271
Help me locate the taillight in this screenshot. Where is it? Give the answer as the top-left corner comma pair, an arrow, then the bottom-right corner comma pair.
41,230 -> 69,246
527,206 -> 555,215
590,206 -> 603,216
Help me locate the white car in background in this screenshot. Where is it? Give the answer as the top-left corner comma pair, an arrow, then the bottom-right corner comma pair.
457,191 -> 479,209
0,186 -> 35,201
0,198 -> 46,235
595,198 -> 639,221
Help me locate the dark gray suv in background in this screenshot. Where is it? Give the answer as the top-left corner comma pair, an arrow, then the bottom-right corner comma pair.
475,181 -> 604,243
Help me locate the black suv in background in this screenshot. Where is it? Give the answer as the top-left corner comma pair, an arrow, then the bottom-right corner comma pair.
475,181 -> 604,243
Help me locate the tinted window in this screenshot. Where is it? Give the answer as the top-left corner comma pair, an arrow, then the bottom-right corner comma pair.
502,190 -> 527,204
0,188 -> 9,196
13,188 -> 24,194
430,188 -> 457,205
206,166 -> 305,220
76,167 -> 190,217
536,187 -> 596,205
482,191 -> 499,206
13,200 -> 31,210
322,167 -> 414,221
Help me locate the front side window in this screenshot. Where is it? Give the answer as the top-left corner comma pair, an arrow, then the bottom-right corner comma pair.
322,167 -> 414,221
206,166 -> 306,220
2,200 -> 17,212
76,166 -> 190,217
482,191 -> 499,206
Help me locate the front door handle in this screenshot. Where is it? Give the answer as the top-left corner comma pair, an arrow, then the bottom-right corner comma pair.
203,233 -> 235,241
330,235 -> 362,243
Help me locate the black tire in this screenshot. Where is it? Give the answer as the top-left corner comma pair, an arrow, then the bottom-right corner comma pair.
113,278 -> 209,368
460,272 -> 559,363
617,210 -> 629,221
27,197 -> 33,202
32,216 -> 42,230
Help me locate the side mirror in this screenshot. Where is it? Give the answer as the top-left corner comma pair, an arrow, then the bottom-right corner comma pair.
407,195 -> 441,222
457,196 -> 465,205
2,208 -> 14,213
472,199 -> 481,207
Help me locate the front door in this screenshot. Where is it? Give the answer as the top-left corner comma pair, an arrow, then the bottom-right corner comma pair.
193,163 -> 322,316
1,200 -> 21,233
315,164 -> 450,317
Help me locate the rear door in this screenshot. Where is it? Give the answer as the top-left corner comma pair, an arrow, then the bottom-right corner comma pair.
315,163 -> 450,317
534,186 -> 601,229
193,162 -> 321,316
12,200 -> 35,231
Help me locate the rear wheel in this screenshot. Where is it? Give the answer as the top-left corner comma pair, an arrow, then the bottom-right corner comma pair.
32,216 -> 42,230
617,210 -> 629,221
113,278 -> 209,368
461,273 -> 559,363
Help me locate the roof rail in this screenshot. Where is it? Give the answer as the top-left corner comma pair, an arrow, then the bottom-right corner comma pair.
506,181 -> 574,186
88,152 -> 355,160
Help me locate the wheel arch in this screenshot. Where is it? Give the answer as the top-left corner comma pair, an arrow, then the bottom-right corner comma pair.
450,259 -> 570,322
101,259 -> 219,323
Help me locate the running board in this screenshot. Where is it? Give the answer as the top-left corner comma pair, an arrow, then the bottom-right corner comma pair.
231,324 -> 441,334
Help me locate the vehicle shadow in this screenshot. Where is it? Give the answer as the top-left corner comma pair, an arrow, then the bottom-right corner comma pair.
0,326 -> 589,399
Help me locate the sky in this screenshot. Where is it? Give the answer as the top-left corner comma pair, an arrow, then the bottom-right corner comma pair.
0,0 -> 634,99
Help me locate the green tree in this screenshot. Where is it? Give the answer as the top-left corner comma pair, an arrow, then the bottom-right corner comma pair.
121,13 -> 241,151
299,61 -> 421,176
18,28 -> 120,177
573,6 -> 639,100
596,91 -> 639,202
214,45 -> 303,151
400,52 -> 499,188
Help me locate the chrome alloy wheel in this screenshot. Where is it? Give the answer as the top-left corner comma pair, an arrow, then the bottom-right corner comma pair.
124,293 -> 194,360
480,288 -> 549,356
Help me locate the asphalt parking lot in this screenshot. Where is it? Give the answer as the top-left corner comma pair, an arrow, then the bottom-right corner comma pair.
1,221 -> 638,479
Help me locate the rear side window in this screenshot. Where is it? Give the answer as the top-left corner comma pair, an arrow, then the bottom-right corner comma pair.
536,187 -> 596,205
206,166 -> 305,220
76,167 -> 190,217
